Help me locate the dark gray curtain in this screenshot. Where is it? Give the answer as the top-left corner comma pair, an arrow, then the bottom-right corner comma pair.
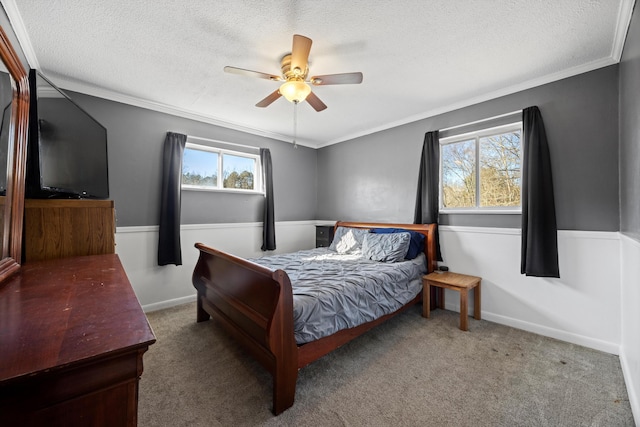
414,130 -> 442,261
261,148 -> 276,251
158,132 -> 186,266
521,107 -> 559,277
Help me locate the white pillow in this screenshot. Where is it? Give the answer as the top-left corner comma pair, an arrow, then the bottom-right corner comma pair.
329,226 -> 369,254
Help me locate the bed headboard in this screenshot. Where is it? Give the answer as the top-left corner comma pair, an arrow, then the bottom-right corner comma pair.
334,221 -> 437,273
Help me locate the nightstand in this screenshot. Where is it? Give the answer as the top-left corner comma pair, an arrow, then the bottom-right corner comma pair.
315,225 -> 335,248
422,271 -> 481,331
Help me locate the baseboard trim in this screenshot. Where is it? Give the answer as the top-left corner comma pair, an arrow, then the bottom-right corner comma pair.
144,293 -> 620,355
619,348 -> 640,425
478,309 -> 619,354
142,294 -> 197,313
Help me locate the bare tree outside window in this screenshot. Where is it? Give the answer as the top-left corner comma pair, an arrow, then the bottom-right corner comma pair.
479,131 -> 521,207
441,124 -> 521,210
442,139 -> 476,208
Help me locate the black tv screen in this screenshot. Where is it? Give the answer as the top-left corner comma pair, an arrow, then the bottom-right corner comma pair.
0,69 -> 12,196
26,70 -> 109,199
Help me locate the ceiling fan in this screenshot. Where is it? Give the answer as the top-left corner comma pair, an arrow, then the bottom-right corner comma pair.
224,34 -> 363,112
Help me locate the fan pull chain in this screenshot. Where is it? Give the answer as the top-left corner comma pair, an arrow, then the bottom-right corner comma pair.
293,101 -> 298,148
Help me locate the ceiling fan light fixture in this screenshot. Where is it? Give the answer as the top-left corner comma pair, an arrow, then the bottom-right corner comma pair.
279,80 -> 311,103
224,34 -> 362,111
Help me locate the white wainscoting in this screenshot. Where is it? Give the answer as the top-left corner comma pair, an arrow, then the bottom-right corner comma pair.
439,226 -> 621,354
115,221 -> 317,312
620,233 -> 640,422
118,223 -> 622,355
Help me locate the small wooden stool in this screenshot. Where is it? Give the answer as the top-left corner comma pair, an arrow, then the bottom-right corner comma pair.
422,271 -> 481,331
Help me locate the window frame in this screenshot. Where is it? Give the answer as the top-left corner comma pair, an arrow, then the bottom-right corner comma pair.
181,141 -> 263,194
439,122 -> 523,214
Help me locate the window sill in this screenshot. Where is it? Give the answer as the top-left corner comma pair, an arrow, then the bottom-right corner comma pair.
440,209 -> 521,215
182,186 -> 264,195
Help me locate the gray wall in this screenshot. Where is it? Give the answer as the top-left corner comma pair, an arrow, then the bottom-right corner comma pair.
2,3 -> 625,233
318,65 -> 620,231
67,93 -> 318,227
620,3 -> 640,241
3,6 -> 317,229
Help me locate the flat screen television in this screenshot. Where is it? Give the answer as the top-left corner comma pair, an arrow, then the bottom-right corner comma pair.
0,69 -> 13,196
26,69 -> 109,199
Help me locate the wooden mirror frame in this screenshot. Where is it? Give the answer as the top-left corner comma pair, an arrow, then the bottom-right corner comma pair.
0,25 -> 28,283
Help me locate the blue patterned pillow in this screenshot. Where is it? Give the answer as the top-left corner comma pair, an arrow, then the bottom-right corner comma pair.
361,232 -> 411,262
329,226 -> 369,254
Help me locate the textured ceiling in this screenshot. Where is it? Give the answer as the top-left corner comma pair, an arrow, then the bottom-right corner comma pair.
3,0 -> 635,148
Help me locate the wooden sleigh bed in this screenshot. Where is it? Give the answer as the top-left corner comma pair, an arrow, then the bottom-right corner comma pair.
192,221 -> 437,414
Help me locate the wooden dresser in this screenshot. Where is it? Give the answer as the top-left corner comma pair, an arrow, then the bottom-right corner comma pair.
23,199 -> 116,262
0,254 -> 156,426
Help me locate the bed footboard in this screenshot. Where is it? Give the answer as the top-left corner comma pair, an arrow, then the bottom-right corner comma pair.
192,222 -> 437,415
192,243 -> 298,415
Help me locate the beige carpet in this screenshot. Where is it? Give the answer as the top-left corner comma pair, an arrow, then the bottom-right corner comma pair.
139,302 -> 634,426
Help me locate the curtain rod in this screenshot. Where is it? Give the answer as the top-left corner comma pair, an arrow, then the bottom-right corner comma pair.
186,135 -> 260,152
438,109 -> 522,133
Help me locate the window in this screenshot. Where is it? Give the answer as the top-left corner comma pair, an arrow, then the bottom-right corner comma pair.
440,123 -> 522,211
182,141 -> 261,193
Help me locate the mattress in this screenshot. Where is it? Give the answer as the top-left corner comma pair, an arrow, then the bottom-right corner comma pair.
251,248 -> 427,344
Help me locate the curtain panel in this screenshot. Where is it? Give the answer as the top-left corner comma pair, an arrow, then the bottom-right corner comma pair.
158,132 -> 186,266
521,106 -> 560,277
414,130 -> 442,261
261,148 -> 276,251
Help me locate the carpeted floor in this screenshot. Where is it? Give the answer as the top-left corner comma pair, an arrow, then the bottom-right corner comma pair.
139,302 -> 634,426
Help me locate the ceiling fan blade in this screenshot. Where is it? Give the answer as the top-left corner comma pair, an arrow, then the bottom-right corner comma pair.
256,90 -> 282,108
224,66 -> 282,81
310,72 -> 363,85
290,34 -> 312,75
306,91 -> 327,112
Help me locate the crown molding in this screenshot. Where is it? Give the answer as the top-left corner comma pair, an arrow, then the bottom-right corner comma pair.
1,0 -> 39,68
612,0 -> 636,61
319,1 -> 636,148
0,0 -> 320,149
2,0 -> 634,151
45,75 -> 321,149
318,55 -> 619,148
54,51 -> 619,152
